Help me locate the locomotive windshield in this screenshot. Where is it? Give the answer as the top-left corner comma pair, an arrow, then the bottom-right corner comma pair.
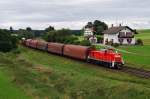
100,49 -> 115,53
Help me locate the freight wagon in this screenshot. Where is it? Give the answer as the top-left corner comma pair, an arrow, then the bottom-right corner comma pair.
23,39 -> 124,69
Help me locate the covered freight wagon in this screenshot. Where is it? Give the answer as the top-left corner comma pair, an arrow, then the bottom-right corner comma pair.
25,39 -> 32,47
29,40 -> 38,48
47,43 -> 64,55
63,45 -> 93,60
36,41 -> 48,51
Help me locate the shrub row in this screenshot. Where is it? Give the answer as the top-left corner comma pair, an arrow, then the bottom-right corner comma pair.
0,29 -> 18,52
43,29 -> 91,46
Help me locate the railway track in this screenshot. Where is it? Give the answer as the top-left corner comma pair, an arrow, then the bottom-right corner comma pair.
87,61 -> 150,79
120,66 -> 150,79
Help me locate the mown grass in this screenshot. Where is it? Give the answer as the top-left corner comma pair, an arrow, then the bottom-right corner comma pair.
119,45 -> 150,70
137,29 -> 150,39
0,46 -> 149,99
136,29 -> 150,45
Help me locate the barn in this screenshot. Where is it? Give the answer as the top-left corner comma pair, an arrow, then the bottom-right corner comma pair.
103,25 -> 137,45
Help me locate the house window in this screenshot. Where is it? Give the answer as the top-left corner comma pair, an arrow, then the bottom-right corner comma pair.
111,39 -> 114,44
127,38 -> 132,44
126,32 -> 133,37
105,38 -> 108,45
119,32 -> 126,37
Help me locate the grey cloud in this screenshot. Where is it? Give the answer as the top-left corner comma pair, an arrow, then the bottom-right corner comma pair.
0,0 -> 150,29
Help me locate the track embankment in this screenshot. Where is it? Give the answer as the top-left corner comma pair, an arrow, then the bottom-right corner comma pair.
120,66 -> 150,79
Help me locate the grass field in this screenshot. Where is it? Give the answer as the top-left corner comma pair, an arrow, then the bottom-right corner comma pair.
0,71 -> 30,99
0,46 -> 150,99
136,29 -> 150,45
119,45 -> 150,70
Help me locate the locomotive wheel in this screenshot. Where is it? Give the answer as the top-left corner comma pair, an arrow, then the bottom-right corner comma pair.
109,63 -> 119,69
114,64 -> 119,69
87,59 -> 91,63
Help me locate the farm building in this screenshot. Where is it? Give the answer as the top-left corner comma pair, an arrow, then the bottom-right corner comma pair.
89,36 -> 97,44
83,26 -> 97,44
84,27 -> 93,37
103,25 -> 136,45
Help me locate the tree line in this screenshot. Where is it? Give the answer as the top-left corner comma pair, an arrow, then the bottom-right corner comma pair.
0,29 -> 18,52
0,20 -> 108,52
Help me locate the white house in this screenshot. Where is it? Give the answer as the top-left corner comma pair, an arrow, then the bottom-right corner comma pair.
83,27 -> 97,44
84,27 -> 93,37
103,25 -> 136,45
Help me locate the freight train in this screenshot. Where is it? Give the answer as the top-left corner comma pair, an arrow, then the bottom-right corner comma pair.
22,39 -> 124,69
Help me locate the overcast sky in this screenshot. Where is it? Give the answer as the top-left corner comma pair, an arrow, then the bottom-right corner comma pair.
0,0 -> 150,30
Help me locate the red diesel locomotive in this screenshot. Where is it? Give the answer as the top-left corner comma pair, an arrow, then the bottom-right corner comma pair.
23,39 -> 124,69
88,49 -> 124,68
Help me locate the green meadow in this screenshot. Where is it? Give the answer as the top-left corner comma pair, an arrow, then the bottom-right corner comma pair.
0,46 -> 149,99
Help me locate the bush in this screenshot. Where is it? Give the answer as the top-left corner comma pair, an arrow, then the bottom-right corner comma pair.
43,29 -> 80,45
17,29 -> 34,39
64,36 -> 78,44
80,40 -> 91,46
0,41 -> 13,52
0,29 -> 18,52
97,36 -> 103,43
72,40 -> 80,45
136,39 -> 143,45
112,43 -> 120,47
12,48 -> 21,54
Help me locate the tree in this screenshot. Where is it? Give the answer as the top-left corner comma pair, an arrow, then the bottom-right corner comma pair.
43,29 -> 78,44
45,26 -> 55,32
84,20 -> 108,35
85,22 -> 93,28
10,26 -> 13,33
93,20 -> 108,35
26,27 -> 32,31
17,29 -> 34,39
0,29 -> 18,52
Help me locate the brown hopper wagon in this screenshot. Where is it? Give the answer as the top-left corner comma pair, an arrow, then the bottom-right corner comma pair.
29,40 -> 38,48
63,44 -> 92,60
25,39 -> 32,47
36,41 -> 48,51
47,43 -> 64,55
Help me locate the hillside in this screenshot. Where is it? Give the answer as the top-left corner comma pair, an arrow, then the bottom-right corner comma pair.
136,29 -> 150,45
